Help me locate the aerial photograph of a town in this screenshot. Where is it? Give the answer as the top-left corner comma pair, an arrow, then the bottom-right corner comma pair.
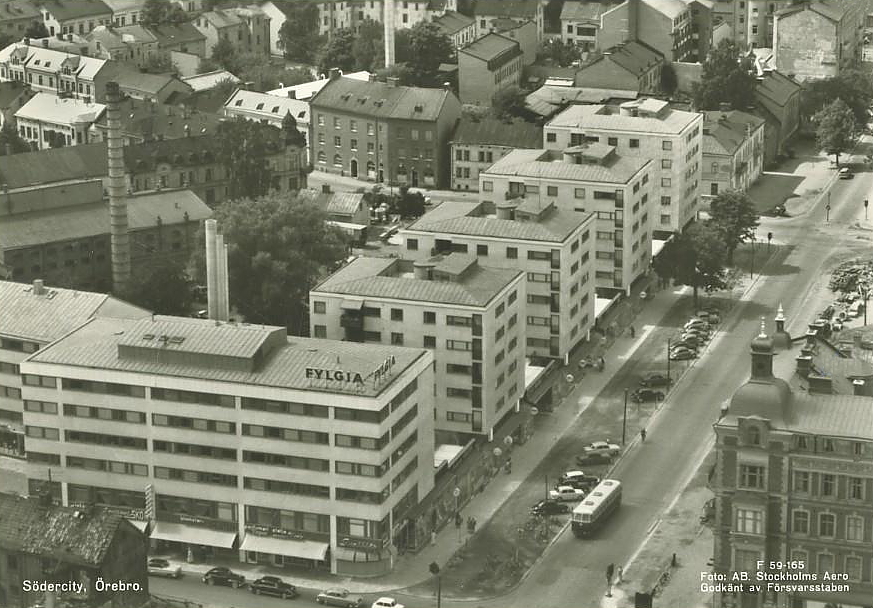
0,0 -> 871,607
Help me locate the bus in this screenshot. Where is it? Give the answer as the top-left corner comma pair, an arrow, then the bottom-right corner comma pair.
571,479 -> 622,537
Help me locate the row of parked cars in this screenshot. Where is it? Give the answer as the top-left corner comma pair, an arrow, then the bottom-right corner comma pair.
530,441 -> 620,516
669,309 -> 720,361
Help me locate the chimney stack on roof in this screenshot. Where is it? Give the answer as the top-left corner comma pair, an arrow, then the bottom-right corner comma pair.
386,76 -> 400,87
329,68 -> 341,81
413,260 -> 435,281
32,279 -> 45,295
287,89 -> 296,99
321,184 -> 331,194
853,379 -> 866,396
106,81 -> 131,296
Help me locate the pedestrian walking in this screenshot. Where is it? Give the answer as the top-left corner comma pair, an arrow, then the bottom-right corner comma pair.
629,325 -> 636,338
640,428 -> 647,442
616,565 -> 623,583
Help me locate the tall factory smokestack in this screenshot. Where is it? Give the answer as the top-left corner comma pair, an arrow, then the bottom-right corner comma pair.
205,219 -> 230,321
383,0 -> 395,68
106,81 -> 130,294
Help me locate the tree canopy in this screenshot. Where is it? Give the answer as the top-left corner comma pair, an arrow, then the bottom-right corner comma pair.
802,69 -> 873,127
708,190 -> 760,264
396,22 -> 454,87
815,98 -> 857,166
692,39 -> 756,111
491,85 -> 528,120
351,19 -> 385,72
188,194 -> 349,334
653,222 -> 729,307
125,260 -> 194,316
140,0 -> 187,27
276,0 -> 323,63
536,39 -> 582,67
318,27 -> 357,73
0,123 -> 32,155
213,119 -> 276,202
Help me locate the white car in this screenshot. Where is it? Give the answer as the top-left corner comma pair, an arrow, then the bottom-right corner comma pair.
582,440 -> 621,457
548,485 -> 586,502
147,557 -> 181,578
372,599 -> 405,608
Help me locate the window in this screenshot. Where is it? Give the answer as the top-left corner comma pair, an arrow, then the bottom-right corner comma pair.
391,308 -> 404,321
661,159 -> 672,169
793,471 -> 810,493
662,140 -> 672,151
333,117 -> 340,129
546,132 -> 556,142
334,135 -> 341,147
661,196 -> 671,206
661,177 -> 671,187
423,335 -> 436,348
24,400 -> 58,414
817,553 -> 834,577
477,244 -> 488,256
629,139 -> 639,148
26,426 -> 59,440
313,325 -> 326,338
547,185 -> 558,196
574,188 -> 585,199
820,474 -> 835,497
846,515 -> 864,542
845,556 -> 862,581
482,180 -> 493,191
735,508 -> 763,534
446,411 -> 471,422
607,137 -> 618,146
506,247 -> 517,259
792,509 -> 809,534
818,513 -> 836,537
822,438 -> 835,452
423,311 -> 436,324
391,332 -> 404,345
739,464 -> 764,489
313,301 -> 326,314
848,477 -> 863,500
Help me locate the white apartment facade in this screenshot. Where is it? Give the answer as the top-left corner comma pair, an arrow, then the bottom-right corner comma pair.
21,315 -> 435,577
479,146 -> 653,293
399,200 -> 596,363
310,254 -> 524,442
15,92 -> 105,149
0,43 -> 109,101
544,98 -> 703,236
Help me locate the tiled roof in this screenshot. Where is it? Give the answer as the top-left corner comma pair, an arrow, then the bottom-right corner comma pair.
104,65 -> 191,97
474,0 -> 539,18
146,22 -> 205,46
702,110 -> 765,156
201,8 -> 244,28
0,493 -> 133,567
460,32 -> 521,63
100,0 -> 148,12
225,88 -> 309,124
27,315 -> 428,398
266,71 -> 372,101
525,85 -> 635,118
298,189 -> 365,216
547,100 -> 700,134
310,77 -> 456,122
483,148 -> 650,185
91,97 -> 222,141
183,70 -> 240,92
113,23 -> 157,43
0,143 -> 106,189
433,10 -> 475,35
0,43 -> 108,81
406,200 -> 592,243
0,280 -> 148,343
37,0 -> 112,20
0,0 -> 41,21
592,41 -> 664,78
560,1 -> 608,21
314,255 -> 521,307
777,1 -> 843,22
790,392 -> 873,439
640,0 -> 687,19
15,92 -> 106,125
86,25 -> 128,50
754,70 -> 800,110
451,116 -> 542,148
0,190 -> 212,249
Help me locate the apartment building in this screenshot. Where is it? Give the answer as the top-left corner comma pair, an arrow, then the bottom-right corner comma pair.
0,42 -> 110,102
15,91 -> 105,149
0,279 -> 148,457
701,109 -> 765,202
102,0 -> 147,27
0,0 -> 42,40
223,88 -> 309,156
458,33 -> 523,107
450,115 -> 542,191
479,145 -> 652,294
432,10 -> 476,48
307,0 -> 455,37
399,200 -> 596,363
599,0 -> 698,62
36,0 -> 113,37
544,98 -> 703,236
21,315 -> 435,576
573,41 -> 664,97
193,6 -> 270,57
560,0 -> 617,51
473,0 -> 543,40
309,73 -> 461,188
712,316 -> 873,608
311,254 -> 524,441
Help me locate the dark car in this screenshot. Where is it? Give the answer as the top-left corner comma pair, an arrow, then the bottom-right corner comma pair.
202,566 -> 245,588
630,388 -> 664,403
531,499 -> 569,516
575,452 -> 612,466
558,473 -> 601,491
316,589 -> 363,607
251,576 -> 297,599
639,373 -> 673,388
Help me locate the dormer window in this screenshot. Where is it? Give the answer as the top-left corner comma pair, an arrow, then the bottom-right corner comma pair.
234,99 -> 242,106
747,426 -> 761,446
255,102 -> 264,110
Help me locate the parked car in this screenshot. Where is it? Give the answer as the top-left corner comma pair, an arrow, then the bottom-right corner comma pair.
558,471 -> 600,490
684,319 -> 710,331
639,373 -> 672,388
372,598 -> 404,608
549,485 -> 586,502
669,347 -> 696,360
582,440 -> 621,457
147,558 -> 181,578
251,576 -> 297,599
839,167 -> 854,179
576,452 -> 612,466
317,589 -> 363,607
630,388 -> 664,403
202,567 -> 245,588
682,328 -> 709,340
531,499 -> 569,516
677,335 -> 701,349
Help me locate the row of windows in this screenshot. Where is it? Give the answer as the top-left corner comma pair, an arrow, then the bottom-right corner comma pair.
792,471 -> 866,500
790,509 -> 866,541
67,455 -> 148,477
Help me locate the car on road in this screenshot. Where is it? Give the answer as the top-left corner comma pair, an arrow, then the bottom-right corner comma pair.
531,499 -> 569,516
317,589 -> 363,607
669,347 -> 696,360
549,485 -> 586,502
250,576 -> 298,599
676,335 -> 701,349
202,567 -> 245,588
372,598 -> 404,608
839,167 -> 854,179
575,452 -> 612,466
682,329 -> 709,341
558,471 -> 600,490
630,388 -> 664,403
147,558 -> 181,578
531,499 -> 570,516
639,373 -> 672,388
582,440 -> 621,457
684,320 -> 710,332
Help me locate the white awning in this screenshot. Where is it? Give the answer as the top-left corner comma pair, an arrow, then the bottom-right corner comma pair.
340,299 -> 364,310
240,535 -> 329,561
150,522 -> 237,549
126,519 -> 149,533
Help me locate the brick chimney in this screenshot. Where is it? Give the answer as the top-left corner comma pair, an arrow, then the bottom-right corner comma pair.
106,81 -> 130,295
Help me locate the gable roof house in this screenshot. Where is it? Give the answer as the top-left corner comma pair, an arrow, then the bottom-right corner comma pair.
574,40 -> 664,96
753,69 -> 801,164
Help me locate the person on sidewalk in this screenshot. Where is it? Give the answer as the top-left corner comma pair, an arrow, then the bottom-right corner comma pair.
616,565 -> 623,583
640,428 -> 647,442
630,325 -> 636,338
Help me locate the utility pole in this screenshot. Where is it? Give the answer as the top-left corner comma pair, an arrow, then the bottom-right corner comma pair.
667,338 -> 671,381
826,203 -> 831,223
622,388 -> 629,445
865,199 -> 869,220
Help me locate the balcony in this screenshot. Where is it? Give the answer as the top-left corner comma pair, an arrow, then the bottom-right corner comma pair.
340,314 -> 364,330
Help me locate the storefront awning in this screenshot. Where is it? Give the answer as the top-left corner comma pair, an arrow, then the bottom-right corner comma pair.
150,522 -> 237,549
240,535 -> 329,561
126,519 -> 149,533
340,299 -> 364,310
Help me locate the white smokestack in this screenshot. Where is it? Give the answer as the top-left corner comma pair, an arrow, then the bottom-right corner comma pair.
205,219 -> 219,320
383,0 -> 395,68
215,233 -> 229,321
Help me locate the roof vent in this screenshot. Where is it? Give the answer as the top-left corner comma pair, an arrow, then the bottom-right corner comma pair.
413,104 -> 424,112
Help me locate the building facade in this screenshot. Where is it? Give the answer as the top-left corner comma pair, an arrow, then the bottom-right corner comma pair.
753,69 -> 800,165
432,10 -> 476,48
599,0 -> 698,62
193,6 -> 270,57
15,91 -> 105,149
37,0 -> 113,38
478,146 -> 652,293
450,115 -> 542,191
311,254 -> 524,441
0,42 -> 110,102
458,32 -> 523,106
701,109 -> 766,202
573,40 -> 664,97
399,200 -> 597,363
473,0 -> 543,40
21,316 -> 436,576
309,74 -> 462,188
543,98 -> 702,236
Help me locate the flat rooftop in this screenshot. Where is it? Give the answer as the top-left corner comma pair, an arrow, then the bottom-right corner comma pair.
484,148 -> 650,185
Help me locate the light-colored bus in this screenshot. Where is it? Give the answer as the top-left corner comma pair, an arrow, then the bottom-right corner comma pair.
571,479 -> 622,537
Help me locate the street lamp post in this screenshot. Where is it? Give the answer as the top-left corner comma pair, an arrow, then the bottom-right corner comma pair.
865,199 -> 869,221
667,338 -> 671,381
750,238 -> 755,279
826,203 -> 831,223
622,388 -> 629,446
862,287 -> 869,326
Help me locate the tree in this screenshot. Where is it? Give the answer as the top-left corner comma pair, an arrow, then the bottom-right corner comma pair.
536,39 -> 581,67
234,54 -> 312,91
815,98 -> 857,167
802,69 -> 873,127
140,0 -> 187,27
318,27 -> 356,73
375,63 -> 415,86
492,86 -> 528,120
653,222 -> 729,307
213,119 -> 276,201
24,21 -> 49,39
395,22 -> 454,87
187,194 -> 349,334
0,123 -> 31,155
141,53 -> 174,74
210,38 -> 239,73
709,190 -> 760,264
276,0 -> 323,63
396,186 -> 425,218
692,39 -> 756,111
125,260 -> 194,316
351,19 -> 384,72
